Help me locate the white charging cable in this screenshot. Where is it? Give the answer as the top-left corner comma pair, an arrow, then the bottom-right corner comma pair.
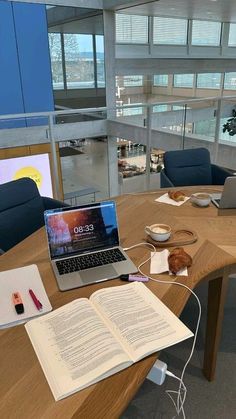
166,370 -> 187,419
123,242 -> 202,418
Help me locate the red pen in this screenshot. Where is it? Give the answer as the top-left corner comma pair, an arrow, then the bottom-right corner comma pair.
29,289 -> 43,311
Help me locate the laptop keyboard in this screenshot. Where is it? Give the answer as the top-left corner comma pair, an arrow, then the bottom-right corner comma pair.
56,248 -> 126,275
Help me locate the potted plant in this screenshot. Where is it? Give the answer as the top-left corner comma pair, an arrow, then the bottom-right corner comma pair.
223,108 -> 236,136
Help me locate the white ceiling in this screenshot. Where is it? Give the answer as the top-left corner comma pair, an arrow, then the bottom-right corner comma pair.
114,0 -> 236,23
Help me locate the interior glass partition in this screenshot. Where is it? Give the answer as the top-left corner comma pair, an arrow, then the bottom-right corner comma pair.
55,109 -> 106,124
59,136 -> 109,205
115,104 -> 147,128
151,102 -> 186,138
185,99 -> 218,144
2,96 -> 236,201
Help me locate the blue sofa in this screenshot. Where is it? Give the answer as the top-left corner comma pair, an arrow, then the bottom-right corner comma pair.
160,148 -> 233,188
0,177 -> 68,252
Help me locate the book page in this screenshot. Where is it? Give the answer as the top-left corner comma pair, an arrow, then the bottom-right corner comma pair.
91,282 -> 193,362
25,298 -> 131,401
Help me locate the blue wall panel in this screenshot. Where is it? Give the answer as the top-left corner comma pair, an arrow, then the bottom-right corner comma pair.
13,3 -> 54,126
0,1 -> 25,128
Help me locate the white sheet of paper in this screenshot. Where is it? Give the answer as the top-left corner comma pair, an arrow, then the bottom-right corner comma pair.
0,265 -> 52,329
150,249 -> 169,274
155,193 -> 189,206
150,250 -> 188,276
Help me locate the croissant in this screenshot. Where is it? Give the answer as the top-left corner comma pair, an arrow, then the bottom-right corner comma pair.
168,247 -> 192,274
168,190 -> 186,202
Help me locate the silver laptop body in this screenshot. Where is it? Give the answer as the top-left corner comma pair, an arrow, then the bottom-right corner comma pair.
44,201 -> 137,291
211,176 -> 236,208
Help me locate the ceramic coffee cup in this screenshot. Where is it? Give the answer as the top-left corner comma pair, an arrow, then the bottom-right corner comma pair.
145,223 -> 171,242
190,192 -> 211,207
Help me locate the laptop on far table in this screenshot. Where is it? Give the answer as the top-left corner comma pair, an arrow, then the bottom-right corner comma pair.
211,176 -> 236,209
44,201 -> 137,291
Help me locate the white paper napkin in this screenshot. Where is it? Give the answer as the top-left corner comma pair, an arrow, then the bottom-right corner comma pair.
150,250 -> 188,276
155,193 -> 189,206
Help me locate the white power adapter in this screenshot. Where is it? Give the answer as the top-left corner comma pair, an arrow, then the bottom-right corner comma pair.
147,359 -> 167,385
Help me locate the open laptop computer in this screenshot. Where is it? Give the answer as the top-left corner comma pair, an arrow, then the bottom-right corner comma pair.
211,176 -> 236,208
44,200 -> 137,291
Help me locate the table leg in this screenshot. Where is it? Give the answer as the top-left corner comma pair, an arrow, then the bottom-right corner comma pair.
203,272 -> 229,381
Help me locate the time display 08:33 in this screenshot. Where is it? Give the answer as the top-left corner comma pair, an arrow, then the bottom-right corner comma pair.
74,224 -> 94,234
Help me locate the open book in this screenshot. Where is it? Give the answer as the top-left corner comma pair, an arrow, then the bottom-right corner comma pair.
25,282 -> 193,401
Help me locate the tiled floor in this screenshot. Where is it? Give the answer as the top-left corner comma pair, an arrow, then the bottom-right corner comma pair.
60,139 -> 161,203
60,139 -> 109,203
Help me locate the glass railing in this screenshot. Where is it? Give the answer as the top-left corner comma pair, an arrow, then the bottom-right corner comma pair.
115,103 -> 147,128
1,96 -> 236,200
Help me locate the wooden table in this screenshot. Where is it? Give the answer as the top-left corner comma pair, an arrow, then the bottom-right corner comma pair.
1,186 -> 236,419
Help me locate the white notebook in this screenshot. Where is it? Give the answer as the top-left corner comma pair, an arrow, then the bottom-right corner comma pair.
0,264 -> 52,329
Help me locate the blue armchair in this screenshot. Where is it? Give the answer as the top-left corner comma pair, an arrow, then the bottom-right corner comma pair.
0,177 -> 69,252
160,148 -> 233,188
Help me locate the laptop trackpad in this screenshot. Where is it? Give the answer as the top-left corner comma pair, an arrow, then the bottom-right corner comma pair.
80,265 -> 117,284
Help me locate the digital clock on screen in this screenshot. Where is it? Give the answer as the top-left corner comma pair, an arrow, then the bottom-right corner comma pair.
74,224 -> 94,234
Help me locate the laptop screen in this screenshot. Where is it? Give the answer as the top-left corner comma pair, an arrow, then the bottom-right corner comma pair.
44,201 -> 119,259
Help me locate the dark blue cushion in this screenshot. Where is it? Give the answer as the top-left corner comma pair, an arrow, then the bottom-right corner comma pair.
164,148 -> 212,186
0,177 -> 69,252
0,178 -> 45,251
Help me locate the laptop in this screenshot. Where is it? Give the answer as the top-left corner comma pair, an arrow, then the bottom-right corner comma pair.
211,176 -> 236,209
44,200 -> 137,291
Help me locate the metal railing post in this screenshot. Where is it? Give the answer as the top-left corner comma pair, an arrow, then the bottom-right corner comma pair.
48,115 -> 60,200
182,104 -> 187,149
214,98 -> 222,164
145,105 -> 152,190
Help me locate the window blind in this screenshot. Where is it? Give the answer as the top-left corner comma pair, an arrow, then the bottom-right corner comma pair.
197,73 -> 221,89
116,14 -> 148,44
228,24 -> 236,46
174,74 -> 194,88
224,72 -> 236,90
123,76 -> 143,87
191,20 -> 221,46
153,75 -> 168,86
153,17 -> 187,45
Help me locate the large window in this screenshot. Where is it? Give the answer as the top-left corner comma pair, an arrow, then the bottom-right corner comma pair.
48,33 -> 64,90
116,14 -> 148,44
191,20 -> 221,46
153,75 -> 168,86
153,17 -> 187,45
153,104 -> 169,112
122,104 -> 143,116
64,34 -> 94,89
224,72 -> 236,90
123,76 -> 143,87
228,23 -> 236,46
174,74 -> 194,88
197,73 -> 221,89
96,35 -> 105,88
48,33 -> 105,90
